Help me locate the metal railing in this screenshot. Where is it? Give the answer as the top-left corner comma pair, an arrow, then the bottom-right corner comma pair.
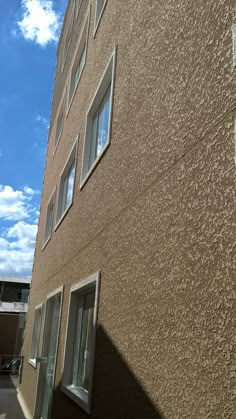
0,301 -> 28,312
0,355 -> 23,375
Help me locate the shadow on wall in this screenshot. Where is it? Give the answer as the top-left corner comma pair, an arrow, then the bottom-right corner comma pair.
52,325 -> 164,419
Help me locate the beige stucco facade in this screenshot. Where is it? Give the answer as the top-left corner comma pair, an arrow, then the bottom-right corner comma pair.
19,1 -> 235,418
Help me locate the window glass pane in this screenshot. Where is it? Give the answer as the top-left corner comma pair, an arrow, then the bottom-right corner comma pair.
70,46 -> 86,102
44,204 -> 53,242
75,46 -> 86,85
89,112 -> 98,168
96,85 -> 111,157
64,27 -> 72,60
65,162 -> 75,209
80,46 -> 86,72
96,0 -> 105,24
30,308 -> 42,360
61,175 -> 69,214
21,289 -> 29,303
72,297 -> 83,385
77,292 -> 95,392
55,114 -> 63,145
60,161 -> 75,215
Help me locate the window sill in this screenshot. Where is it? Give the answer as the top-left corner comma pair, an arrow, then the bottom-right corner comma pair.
28,359 -> 37,369
93,0 -> 108,38
54,201 -> 73,232
42,235 -> 51,251
61,384 -> 90,414
80,142 -> 110,190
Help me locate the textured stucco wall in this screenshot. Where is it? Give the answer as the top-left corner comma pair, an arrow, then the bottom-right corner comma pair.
20,1 -> 236,418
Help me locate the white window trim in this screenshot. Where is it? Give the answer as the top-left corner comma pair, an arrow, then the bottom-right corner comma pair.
54,110 -> 64,149
42,187 -> 56,250
232,24 -> 236,67
66,9 -> 90,116
93,0 -> 108,38
234,118 -> 236,166
28,303 -> 44,369
80,46 -> 116,189
61,5 -> 75,74
54,94 -> 66,155
61,272 -> 100,414
55,137 -> 79,231
33,286 -> 64,418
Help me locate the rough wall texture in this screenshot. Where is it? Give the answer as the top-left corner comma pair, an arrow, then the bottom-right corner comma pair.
20,1 -> 236,418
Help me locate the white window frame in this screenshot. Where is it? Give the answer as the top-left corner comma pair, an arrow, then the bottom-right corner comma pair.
61,6 -> 75,73
62,272 -> 100,414
232,24 -> 236,67
33,286 -> 64,419
54,97 -> 65,151
29,303 -> 43,368
55,109 -> 64,147
67,12 -> 90,114
80,47 -> 116,188
94,0 -> 107,37
42,188 -> 56,249
55,137 -> 78,229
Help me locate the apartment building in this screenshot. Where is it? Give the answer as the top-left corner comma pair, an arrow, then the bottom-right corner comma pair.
0,276 -> 30,356
18,1 -> 235,418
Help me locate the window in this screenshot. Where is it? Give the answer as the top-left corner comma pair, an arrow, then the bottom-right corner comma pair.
62,272 -> 100,414
68,16 -> 89,108
62,10 -> 74,71
29,304 -> 43,368
94,0 -> 107,33
55,107 -> 64,147
89,85 -> 111,168
232,24 -> 236,67
69,46 -> 86,104
21,289 -> 29,303
81,48 -> 116,186
43,191 -> 55,248
56,140 -> 77,226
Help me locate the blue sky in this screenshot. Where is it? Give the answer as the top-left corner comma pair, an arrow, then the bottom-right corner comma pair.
0,0 -> 67,277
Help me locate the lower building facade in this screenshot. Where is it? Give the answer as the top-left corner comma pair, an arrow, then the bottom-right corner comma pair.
19,0 -> 235,418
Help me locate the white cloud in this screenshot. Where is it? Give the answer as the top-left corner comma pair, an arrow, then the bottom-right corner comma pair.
0,237 -> 9,250
0,185 -> 38,221
17,0 -> 61,47
36,113 -> 49,130
0,221 -> 37,276
7,221 -> 37,249
23,185 -> 39,195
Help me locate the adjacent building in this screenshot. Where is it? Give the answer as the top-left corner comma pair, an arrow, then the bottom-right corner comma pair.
18,1 -> 235,418
0,276 -> 30,357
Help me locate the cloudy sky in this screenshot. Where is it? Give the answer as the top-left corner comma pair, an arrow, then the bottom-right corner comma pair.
0,0 -> 67,277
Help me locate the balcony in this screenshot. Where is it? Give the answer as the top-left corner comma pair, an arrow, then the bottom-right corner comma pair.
0,302 -> 28,313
